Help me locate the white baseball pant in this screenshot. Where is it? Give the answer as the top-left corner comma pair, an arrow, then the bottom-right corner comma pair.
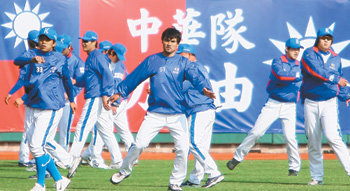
113,100 -> 135,151
19,106 -> 32,164
187,109 -> 221,184
69,97 -> 122,163
58,100 -> 75,151
81,126 -> 106,165
120,112 -> 189,185
304,97 -> 350,181
234,98 -> 301,171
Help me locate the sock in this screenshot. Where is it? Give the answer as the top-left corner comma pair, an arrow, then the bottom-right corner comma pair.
46,155 -> 62,181
35,154 -> 50,187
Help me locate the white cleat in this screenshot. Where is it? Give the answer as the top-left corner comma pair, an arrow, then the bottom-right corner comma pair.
89,160 -> 111,169
30,183 -> 46,191
110,172 -> 130,185
308,179 -> 324,186
55,176 -> 71,191
67,157 -> 81,178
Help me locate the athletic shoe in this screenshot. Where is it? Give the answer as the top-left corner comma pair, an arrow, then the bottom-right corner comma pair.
308,179 -> 324,185
19,161 -> 35,167
226,158 -> 240,170
288,169 -> 298,176
202,174 -> 224,188
168,184 -> 182,191
67,156 -> 81,178
180,180 -> 200,187
55,176 -> 71,191
30,183 -> 46,191
110,161 -> 122,169
26,165 -> 37,172
110,172 -> 130,184
55,161 -> 67,169
81,156 -> 91,165
89,160 -> 111,169
133,159 -> 139,166
28,173 -> 52,179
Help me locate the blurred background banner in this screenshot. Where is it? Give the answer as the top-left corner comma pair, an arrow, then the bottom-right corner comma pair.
1,0 -> 349,134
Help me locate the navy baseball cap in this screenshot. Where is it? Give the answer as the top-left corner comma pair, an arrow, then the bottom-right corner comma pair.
285,38 -> 303,49
28,30 -> 39,43
99,41 -> 112,51
79,31 -> 98,41
39,27 -> 57,41
57,34 -> 72,49
317,28 -> 333,37
177,44 -> 195,54
111,43 -> 127,61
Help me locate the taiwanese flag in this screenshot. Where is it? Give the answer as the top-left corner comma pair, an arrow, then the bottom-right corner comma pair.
0,0 -> 185,132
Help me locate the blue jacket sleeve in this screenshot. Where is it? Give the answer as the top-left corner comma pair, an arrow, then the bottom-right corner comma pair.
61,61 -> 75,102
117,58 -> 152,98
338,86 -> 350,102
301,49 -> 340,84
184,60 -> 212,93
9,68 -> 26,95
14,51 -> 34,68
96,55 -> 114,96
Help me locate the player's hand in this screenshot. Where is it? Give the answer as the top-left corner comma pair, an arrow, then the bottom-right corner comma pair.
70,102 -> 77,114
102,96 -> 111,110
146,88 -> 150,94
108,94 -> 120,104
14,98 -> 24,108
64,93 -> 68,100
71,78 -> 76,85
4,94 -> 11,105
202,88 -> 216,99
31,56 -> 45,64
338,78 -> 348,87
112,106 -> 117,115
346,99 -> 350,107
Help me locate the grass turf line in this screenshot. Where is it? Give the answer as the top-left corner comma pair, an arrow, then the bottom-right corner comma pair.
0,160 -> 349,190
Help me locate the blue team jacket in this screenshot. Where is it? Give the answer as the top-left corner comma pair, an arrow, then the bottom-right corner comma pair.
110,60 -> 128,106
76,49 -> 114,99
266,55 -> 302,102
66,53 -> 84,98
182,61 -> 215,115
301,47 -> 349,101
116,53 -> 209,114
14,49 -> 74,110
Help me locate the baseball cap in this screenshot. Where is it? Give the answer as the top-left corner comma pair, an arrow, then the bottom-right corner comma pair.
99,41 -> 112,51
28,30 -> 39,43
57,34 -> 72,49
79,31 -> 98,41
55,41 -> 65,53
285,38 -> 303,49
317,28 -> 334,37
39,27 -> 57,41
177,44 -> 195,54
110,43 -> 127,61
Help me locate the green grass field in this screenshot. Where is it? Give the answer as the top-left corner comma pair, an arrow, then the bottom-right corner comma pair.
0,159 -> 349,191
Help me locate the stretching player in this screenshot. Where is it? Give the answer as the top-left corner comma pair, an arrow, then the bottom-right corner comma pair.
177,44 -> 224,188
14,27 -> 74,191
227,38 -> 302,176
68,31 -> 123,177
301,28 -> 350,185
109,27 -> 215,191
5,30 -> 39,168
56,34 -> 84,151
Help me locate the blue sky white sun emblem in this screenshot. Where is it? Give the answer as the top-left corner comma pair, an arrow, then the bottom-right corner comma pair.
1,0 -> 52,50
263,17 -> 350,68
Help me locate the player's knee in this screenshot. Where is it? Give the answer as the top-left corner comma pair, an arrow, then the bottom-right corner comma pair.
29,145 -> 45,158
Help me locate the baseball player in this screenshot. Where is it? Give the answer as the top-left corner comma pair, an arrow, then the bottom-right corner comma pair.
14,27 -> 74,191
68,31 -> 123,177
300,28 -> 350,185
55,34 -> 84,151
5,30 -> 39,168
109,27 -> 215,191
177,44 -> 224,188
227,38 -> 302,176
99,40 -> 112,54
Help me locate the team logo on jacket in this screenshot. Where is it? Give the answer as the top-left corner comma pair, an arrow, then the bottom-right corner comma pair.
173,67 -> 179,74
50,66 -> 56,73
263,16 -> 350,68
